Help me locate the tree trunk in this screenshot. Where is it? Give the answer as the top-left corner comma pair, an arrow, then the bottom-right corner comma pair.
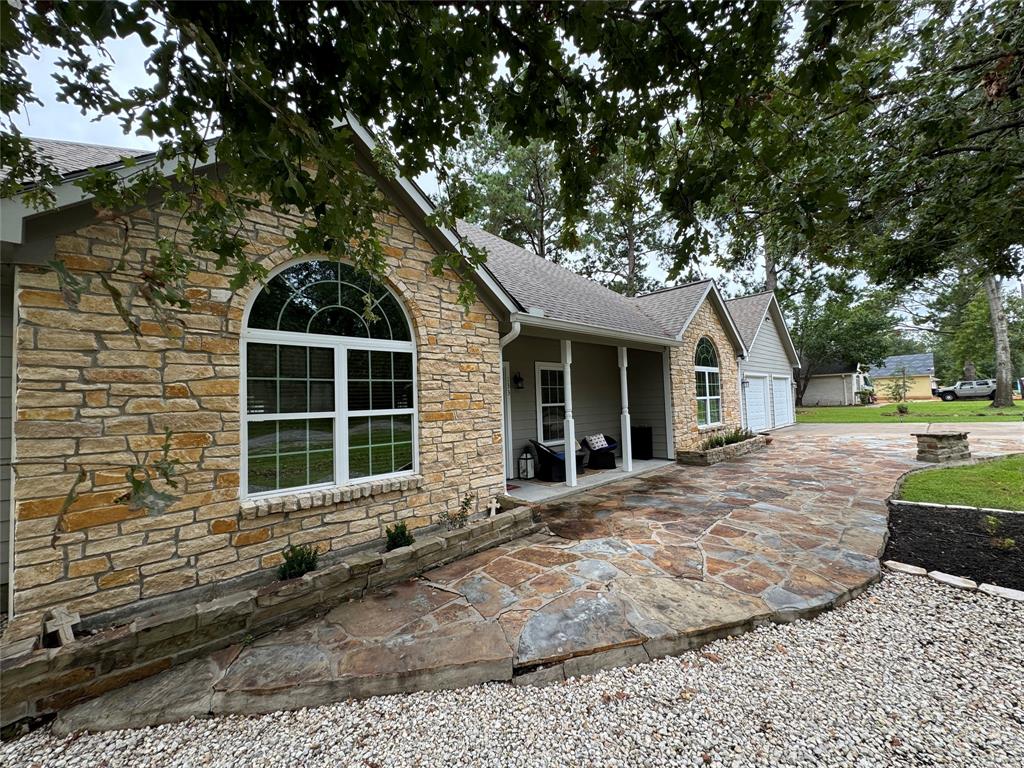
764,247 -> 777,294
625,230 -> 637,297
982,274 -> 1015,407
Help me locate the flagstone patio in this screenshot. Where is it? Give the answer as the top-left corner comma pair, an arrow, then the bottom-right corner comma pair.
54,425 -> 1023,733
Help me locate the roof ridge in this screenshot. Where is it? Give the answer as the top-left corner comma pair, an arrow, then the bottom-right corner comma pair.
725,289 -> 775,302
27,136 -> 151,154
632,278 -> 712,299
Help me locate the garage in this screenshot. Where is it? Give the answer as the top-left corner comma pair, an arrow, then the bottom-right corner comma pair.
772,375 -> 794,427
743,375 -> 771,432
726,291 -> 801,432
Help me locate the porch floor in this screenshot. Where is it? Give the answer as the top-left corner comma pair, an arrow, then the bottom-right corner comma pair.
506,458 -> 674,503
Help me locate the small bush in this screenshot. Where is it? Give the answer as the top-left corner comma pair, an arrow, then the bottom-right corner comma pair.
277,543 -> 319,580
896,403 -> 910,415
699,428 -> 753,452
440,492 -> 474,531
385,521 -> 415,551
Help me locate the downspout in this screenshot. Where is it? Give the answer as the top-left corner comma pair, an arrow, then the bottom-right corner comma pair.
498,322 -> 521,491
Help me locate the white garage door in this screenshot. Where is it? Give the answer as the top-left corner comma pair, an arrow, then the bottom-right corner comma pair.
771,376 -> 794,427
744,376 -> 770,432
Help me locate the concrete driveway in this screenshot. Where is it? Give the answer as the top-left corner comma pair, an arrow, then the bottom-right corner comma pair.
55,422 -> 1023,732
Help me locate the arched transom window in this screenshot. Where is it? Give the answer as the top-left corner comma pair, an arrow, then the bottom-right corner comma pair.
694,337 -> 721,427
243,260 -> 416,497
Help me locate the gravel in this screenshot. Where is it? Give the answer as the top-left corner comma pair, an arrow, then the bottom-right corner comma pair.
5,573 -> 1022,768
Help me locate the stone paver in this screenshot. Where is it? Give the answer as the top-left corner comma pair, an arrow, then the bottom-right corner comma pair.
55,424 -> 1023,733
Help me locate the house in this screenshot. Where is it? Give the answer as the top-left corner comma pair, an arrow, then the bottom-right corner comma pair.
0,132 -> 789,643
798,360 -> 872,406
867,353 -> 936,400
725,291 -> 800,431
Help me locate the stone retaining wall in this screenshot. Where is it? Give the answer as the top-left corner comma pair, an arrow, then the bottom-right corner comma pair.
1,506 -> 539,730
676,435 -> 768,466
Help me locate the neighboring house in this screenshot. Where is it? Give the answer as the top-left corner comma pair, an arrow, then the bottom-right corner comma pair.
798,361 -> 872,406
0,132 -> 768,637
867,353 -> 936,400
725,292 -> 800,432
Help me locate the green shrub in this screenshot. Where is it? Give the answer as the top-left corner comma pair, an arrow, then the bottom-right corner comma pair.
896,403 -> 910,415
277,543 -> 319,580
385,521 -> 415,551
699,428 -> 753,452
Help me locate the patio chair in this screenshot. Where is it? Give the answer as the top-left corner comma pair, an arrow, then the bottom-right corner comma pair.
582,434 -> 618,469
529,440 -> 586,482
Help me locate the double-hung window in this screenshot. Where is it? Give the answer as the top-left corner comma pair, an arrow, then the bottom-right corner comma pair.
694,337 -> 722,427
536,363 -> 566,444
243,260 -> 416,498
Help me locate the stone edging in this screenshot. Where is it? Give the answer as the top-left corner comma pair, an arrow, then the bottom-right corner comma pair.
240,475 -> 425,519
1,506 -> 539,731
675,434 -> 768,466
888,451 -> 1024,515
883,560 -> 1024,601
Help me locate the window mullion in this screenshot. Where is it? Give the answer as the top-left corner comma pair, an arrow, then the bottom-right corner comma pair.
337,341 -> 348,485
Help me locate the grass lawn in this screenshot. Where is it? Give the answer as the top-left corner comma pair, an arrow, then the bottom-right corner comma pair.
796,399 -> 1022,423
898,454 -> 1024,510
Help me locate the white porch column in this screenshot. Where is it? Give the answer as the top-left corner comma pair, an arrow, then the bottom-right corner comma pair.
561,339 -> 577,487
618,346 -> 633,472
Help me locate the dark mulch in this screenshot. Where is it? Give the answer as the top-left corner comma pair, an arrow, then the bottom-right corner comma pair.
884,505 -> 1024,590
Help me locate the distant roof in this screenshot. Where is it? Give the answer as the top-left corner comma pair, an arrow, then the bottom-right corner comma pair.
631,281 -> 712,336
807,359 -> 861,375
868,353 -> 935,378
723,292 -> 773,348
20,137 -> 152,178
457,220 -> 673,339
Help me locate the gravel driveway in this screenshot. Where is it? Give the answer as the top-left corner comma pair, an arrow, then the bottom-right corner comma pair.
6,573 -> 1022,768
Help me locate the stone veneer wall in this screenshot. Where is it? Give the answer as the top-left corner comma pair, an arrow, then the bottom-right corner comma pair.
669,300 -> 742,453
9,203 -> 505,640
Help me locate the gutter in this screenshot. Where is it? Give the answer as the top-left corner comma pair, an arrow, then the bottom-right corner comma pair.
499,321 -> 521,349
510,311 -> 682,348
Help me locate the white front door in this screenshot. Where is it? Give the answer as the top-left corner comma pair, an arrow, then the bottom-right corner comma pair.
744,375 -> 770,432
771,376 -> 793,427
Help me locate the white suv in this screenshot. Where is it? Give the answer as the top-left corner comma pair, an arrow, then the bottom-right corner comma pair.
935,379 -> 997,401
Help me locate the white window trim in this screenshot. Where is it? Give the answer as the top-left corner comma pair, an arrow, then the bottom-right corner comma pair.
535,361 -> 566,446
695,365 -> 723,428
240,258 -> 418,502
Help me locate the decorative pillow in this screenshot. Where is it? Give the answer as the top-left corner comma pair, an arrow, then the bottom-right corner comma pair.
586,433 -> 608,450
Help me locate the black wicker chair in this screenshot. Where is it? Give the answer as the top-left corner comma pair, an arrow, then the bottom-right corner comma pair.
582,434 -> 618,469
529,440 -> 586,482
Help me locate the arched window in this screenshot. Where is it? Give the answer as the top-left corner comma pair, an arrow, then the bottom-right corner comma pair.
694,337 -> 721,427
242,260 -> 415,497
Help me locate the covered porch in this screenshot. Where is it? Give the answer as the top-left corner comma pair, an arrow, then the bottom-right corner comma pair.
500,325 -> 676,502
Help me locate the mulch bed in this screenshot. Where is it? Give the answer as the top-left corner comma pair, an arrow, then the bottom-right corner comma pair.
884,506 -> 1024,590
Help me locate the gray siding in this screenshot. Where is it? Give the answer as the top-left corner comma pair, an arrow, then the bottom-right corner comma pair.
503,335 -> 670,476
1,264 -> 13,611
626,349 -> 670,458
802,374 -> 854,406
739,313 -> 796,427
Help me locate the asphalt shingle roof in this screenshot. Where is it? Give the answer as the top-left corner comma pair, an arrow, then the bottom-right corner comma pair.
21,137 -> 151,178
724,292 -> 773,348
868,353 -> 935,378
630,281 -> 712,338
457,220 -> 674,339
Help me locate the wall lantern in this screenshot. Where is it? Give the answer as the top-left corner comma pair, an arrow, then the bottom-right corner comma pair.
512,371 -> 525,389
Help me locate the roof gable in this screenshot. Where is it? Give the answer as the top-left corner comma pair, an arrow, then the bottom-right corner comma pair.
725,291 -> 800,367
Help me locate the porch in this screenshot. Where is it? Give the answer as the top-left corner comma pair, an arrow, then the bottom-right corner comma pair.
505,457 -> 674,503
500,328 -> 675,495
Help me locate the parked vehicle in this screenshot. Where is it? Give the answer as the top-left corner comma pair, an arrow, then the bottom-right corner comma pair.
934,379 -> 998,401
